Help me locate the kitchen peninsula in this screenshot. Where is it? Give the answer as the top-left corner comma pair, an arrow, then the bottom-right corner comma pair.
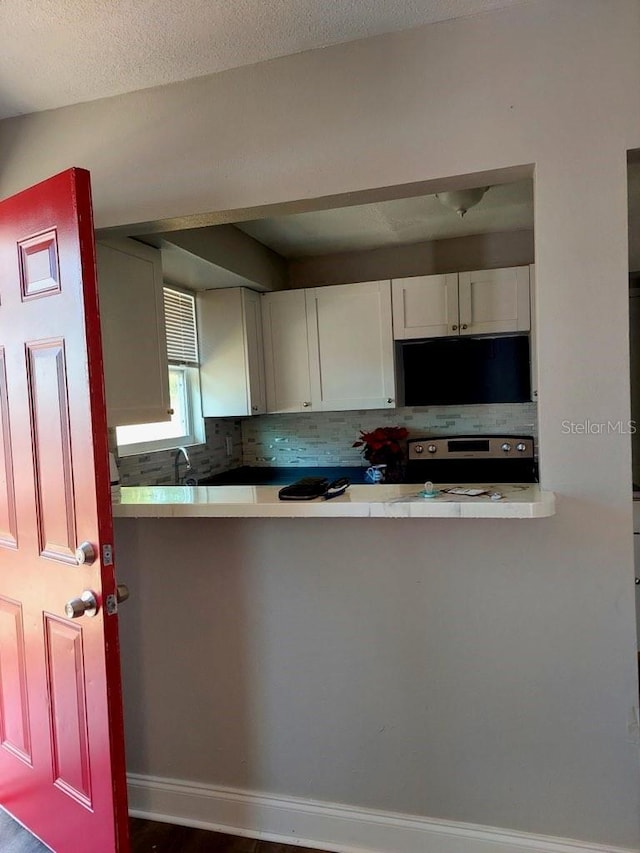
112,482 -> 555,519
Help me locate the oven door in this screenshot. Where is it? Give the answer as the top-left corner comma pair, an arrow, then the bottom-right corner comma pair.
405,457 -> 537,483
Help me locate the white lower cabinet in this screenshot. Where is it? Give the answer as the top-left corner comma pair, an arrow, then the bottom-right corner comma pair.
306,280 -> 395,411
198,287 -> 266,417
262,289 -> 313,413
97,237 -> 171,427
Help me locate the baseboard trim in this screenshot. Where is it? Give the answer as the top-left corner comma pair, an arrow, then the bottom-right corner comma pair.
127,773 -> 636,853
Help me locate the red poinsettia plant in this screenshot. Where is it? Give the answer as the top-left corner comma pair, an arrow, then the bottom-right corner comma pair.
353,426 -> 409,466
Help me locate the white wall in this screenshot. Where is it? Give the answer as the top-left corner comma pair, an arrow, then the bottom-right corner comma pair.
4,0 -> 640,847
287,229 -> 534,288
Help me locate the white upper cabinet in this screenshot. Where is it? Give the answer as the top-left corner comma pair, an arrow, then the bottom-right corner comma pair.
391,266 -> 531,339
529,263 -> 537,400
306,280 -> 396,411
458,266 -> 530,335
243,289 -> 267,414
262,289 -> 313,413
96,237 -> 170,427
392,274 -> 459,339
198,287 -> 266,417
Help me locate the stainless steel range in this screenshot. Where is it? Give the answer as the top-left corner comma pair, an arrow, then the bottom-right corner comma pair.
406,435 -> 537,484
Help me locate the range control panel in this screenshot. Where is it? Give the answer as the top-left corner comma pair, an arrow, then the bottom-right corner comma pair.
407,436 -> 534,461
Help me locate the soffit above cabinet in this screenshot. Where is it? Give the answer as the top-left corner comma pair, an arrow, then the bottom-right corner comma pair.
138,225 -> 287,292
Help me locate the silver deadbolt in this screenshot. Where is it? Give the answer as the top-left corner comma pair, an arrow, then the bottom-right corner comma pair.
116,584 -> 130,604
105,583 -> 130,616
75,541 -> 96,565
65,590 -> 98,619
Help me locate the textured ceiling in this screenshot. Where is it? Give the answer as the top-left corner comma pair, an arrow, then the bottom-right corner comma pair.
0,0 -> 525,119
236,180 -> 534,257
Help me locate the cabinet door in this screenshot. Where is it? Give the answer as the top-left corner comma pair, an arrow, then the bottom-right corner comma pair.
97,238 -> 170,426
529,264 -> 538,401
458,266 -> 530,335
306,280 -> 396,411
198,287 -> 265,417
634,534 -> 640,651
391,274 -> 459,339
262,290 -> 312,412
243,289 -> 266,415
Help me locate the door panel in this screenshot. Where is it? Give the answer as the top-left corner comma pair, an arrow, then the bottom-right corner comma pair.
0,350 -> 18,548
0,169 -> 129,852
0,597 -> 31,763
27,340 -> 77,562
44,615 -> 92,806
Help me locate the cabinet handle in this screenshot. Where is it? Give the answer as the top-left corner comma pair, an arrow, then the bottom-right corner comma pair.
302,401 -> 311,408
386,398 -> 393,404
167,408 -> 175,415
451,325 -> 458,331
461,324 -> 468,330
252,405 -> 258,411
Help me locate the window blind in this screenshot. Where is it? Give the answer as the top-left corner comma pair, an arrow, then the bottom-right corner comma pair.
164,287 -> 198,365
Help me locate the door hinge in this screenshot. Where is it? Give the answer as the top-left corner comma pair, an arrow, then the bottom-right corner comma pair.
105,594 -> 118,616
102,544 -> 113,566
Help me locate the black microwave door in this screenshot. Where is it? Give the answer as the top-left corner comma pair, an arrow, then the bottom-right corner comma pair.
402,335 -> 531,406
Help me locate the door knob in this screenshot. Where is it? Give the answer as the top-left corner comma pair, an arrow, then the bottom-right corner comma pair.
75,541 -> 96,565
65,590 -> 98,619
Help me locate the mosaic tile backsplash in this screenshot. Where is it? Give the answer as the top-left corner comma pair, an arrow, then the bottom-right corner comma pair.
112,404 -> 537,484
110,418 -> 243,486
241,403 -> 538,467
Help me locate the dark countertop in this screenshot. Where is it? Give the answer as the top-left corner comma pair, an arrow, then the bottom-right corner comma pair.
198,466 -> 378,486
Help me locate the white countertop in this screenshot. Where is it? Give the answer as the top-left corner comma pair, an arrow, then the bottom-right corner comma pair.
112,483 -> 555,519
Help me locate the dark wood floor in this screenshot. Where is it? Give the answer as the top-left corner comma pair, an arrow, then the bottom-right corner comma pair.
0,811 -> 328,853
129,818 -> 326,852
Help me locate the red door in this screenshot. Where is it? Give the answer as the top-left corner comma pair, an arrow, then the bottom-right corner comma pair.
0,169 -> 129,851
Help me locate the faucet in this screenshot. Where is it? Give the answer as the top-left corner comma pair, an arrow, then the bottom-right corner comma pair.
174,447 -> 192,484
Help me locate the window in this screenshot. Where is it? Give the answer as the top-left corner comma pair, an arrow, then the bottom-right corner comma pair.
116,287 -> 205,455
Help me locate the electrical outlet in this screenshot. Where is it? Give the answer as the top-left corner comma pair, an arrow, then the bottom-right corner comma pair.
225,436 -> 233,457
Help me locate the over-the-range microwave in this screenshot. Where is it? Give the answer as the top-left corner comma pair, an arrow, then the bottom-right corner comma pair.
398,333 -> 531,407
